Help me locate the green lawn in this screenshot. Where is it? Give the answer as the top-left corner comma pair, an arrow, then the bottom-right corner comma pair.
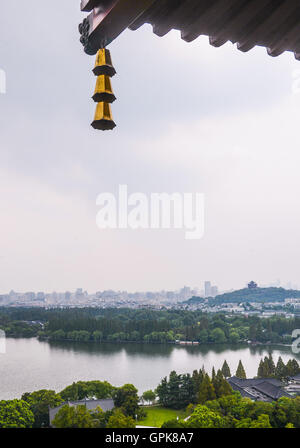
137,406 -> 186,427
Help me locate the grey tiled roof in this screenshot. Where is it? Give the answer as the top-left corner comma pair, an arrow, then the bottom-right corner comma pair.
80,0 -> 300,60
227,376 -> 292,402
253,382 -> 291,400
229,376 -> 282,387
227,381 -> 257,400
49,398 -> 115,426
288,373 -> 300,381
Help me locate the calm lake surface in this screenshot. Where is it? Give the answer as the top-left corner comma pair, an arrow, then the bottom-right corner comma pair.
0,338 -> 299,400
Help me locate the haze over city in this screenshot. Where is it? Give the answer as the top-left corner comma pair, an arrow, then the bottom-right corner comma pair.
1,2 -> 300,294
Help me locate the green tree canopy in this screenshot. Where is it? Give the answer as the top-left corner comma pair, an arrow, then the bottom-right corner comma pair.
60,380 -> 115,401
236,360 -> 247,379
0,399 -> 34,428
113,384 -> 139,418
52,404 -> 95,428
213,370 -> 233,399
286,359 -> 300,377
236,414 -> 272,428
106,409 -> 136,428
210,328 -> 226,343
275,357 -> 287,380
161,419 -> 187,428
142,390 -> 156,405
187,405 -> 226,428
221,360 -> 231,378
21,389 -> 63,427
198,374 -> 216,404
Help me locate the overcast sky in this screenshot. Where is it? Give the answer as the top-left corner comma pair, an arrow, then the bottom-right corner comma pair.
0,2 -> 300,294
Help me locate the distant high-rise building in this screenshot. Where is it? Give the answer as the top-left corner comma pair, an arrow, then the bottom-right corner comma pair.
36,292 -> 45,301
180,286 -> 192,300
75,288 -> 85,301
9,290 -> 17,302
25,292 -> 35,301
204,281 -> 212,298
211,286 -> 218,297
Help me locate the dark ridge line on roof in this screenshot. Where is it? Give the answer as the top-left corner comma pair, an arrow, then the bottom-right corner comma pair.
127,0 -> 300,60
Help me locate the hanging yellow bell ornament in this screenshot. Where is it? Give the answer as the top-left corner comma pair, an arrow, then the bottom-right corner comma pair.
93,49 -> 116,77
92,75 -> 116,103
91,49 -> 117,131
91,102 -> 116,130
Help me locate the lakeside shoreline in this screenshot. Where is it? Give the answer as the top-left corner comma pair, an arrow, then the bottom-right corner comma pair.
4,335 -> 293,349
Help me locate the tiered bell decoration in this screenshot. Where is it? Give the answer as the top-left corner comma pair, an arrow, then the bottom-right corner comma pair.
92,75 -> 116,103
91,49 -> 116,131
93,49 -> 116,77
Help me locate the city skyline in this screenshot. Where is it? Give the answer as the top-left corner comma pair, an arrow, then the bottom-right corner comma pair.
1,278 -> 299,297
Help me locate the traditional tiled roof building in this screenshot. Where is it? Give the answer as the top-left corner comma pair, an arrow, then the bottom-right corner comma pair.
79,0 -> 300,60
227,376 -> 293,402
49,398 -> 115,426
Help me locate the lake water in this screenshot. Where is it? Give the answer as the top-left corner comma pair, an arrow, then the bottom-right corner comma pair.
0,338 -> 299,400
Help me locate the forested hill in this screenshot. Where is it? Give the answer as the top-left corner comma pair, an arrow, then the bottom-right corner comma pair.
185,287 -> 300,305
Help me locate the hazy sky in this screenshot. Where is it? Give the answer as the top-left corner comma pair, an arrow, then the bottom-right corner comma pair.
1,2 -> 300,294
